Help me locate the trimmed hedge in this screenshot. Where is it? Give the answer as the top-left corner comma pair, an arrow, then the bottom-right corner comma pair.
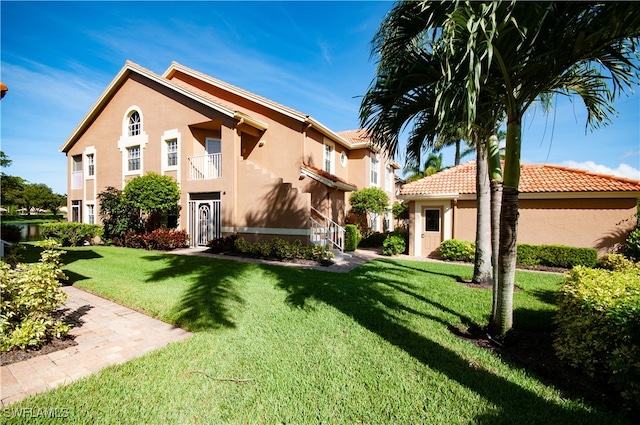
438,239 -> 598,268
123,229 -> 189,251
554,266 -> 640,409
40,222 -> 102,247
516,243 -> 597,268
344,225 -> 361,252
233,237 -> 334,263
439,239 -> 475,262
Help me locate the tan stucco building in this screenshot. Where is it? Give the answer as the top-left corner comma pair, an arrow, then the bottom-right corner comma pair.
61,61 -> 399,249
398,161 -> 640,257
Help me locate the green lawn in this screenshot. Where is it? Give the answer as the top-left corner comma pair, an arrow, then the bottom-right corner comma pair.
3,246 -> 628,424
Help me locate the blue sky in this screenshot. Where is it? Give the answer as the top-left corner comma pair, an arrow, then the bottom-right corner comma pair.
1,1 -> 638,196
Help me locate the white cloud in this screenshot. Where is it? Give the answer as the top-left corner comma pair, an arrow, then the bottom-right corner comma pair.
560,160 -> 640,181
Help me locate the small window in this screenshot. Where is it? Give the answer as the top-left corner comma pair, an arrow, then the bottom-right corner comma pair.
324,143 -> 334,174
71,200 -> 82,223
128,146 -> 140,171
424,209 -> 440,232
340,152 -> 347,167
166,139 -> 178,167
128,111 -> 141,136
370,156 -> 379,185
87,204 -> 95,224
87,154 -> 95,177
72,155 -> 83,190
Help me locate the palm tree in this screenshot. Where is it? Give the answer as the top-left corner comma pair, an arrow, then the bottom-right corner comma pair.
363,1 -> 640,336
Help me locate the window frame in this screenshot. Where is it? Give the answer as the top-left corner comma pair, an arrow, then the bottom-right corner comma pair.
370,155 -> 379,186
128,111 -> 141,136
86,153 -> 95,177
166,139 -> 178,168
127,146 -> 141,172
323,141 -> 335,174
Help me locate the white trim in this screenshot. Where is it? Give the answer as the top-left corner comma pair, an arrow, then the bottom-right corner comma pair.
236,227 -> 311,236
323,139 -> 335,175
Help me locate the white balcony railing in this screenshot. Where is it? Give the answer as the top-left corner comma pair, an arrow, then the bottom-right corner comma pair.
189,153 -> 221,180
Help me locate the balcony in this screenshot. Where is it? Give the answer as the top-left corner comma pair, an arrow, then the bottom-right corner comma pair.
189,153 -> 221,180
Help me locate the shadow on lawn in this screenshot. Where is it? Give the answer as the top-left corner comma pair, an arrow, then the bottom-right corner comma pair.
266,259 -> 624,424
142,253 -> 247,331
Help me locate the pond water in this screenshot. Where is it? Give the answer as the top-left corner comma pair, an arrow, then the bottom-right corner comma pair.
12,223 -> 43,242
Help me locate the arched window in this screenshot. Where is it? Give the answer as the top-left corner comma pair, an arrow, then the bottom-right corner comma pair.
128,111 -> 141,136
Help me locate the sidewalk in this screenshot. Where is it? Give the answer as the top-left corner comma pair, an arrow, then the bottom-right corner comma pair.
0,287 -> 192,408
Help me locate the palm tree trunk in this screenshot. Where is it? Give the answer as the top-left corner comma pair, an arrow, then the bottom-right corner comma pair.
490,119 -> 521,337
472,139 -> 492,286
487,135 -> 503,322
454,140 -> 461,166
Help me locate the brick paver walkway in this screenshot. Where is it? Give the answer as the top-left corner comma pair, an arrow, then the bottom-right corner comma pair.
0,287 -> 192,408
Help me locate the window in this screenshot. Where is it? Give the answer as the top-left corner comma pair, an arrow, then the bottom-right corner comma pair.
424,209 -> 441,232
385,166 -> 393,191
128,146 -> 140,171
340,152 -> 347,167
71,200 -> 82,223
370,156 -> 379,185
166,139 -> 178,167
87,204 -> 95,224
87,154 -> 95,177
71,155 -> 82,189
128,111 -> 141,136
324,143 -> 334,174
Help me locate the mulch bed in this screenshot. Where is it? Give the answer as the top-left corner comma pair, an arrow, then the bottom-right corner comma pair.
0,336 -> 77,366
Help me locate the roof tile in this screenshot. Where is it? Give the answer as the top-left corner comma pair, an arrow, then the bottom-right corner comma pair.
399,161 -> 640,196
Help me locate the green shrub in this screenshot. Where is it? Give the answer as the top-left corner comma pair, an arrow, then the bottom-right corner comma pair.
597,253 -> 639,271
439,239 -> 475,262
623,228 -> 640,261
233,237 -> 333,263
123,229 -> 189,250
0,239 -> 70,351
41,222 -> 102,247
344,225 -> 361,252
382,235 -> 406,256
554,266 -> 640,409
206,235 -> 238,253
392,227 -> 409,254
359,232 -> 388,248
517,244 -> 597,268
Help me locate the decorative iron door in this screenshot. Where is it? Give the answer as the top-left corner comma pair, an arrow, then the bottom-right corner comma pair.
188,199 -> 221,247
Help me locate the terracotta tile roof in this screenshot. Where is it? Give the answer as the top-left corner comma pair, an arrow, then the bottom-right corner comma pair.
336,129 -> 371,145
399,160 -> 640,197
301,165 -> 358,191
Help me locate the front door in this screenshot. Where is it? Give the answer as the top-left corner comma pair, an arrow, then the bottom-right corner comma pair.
188,198 -> 221,246
421,207 -> 442,257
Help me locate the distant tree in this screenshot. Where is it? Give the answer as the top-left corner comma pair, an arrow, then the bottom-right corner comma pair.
122,173 -> 180,232
0,151 -> 12,168
22,183 -> 60,214
349,187 -> 389,235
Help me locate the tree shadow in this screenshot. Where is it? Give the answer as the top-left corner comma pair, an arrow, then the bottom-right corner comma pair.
594,218 -> 635,254
141,253 -> 248,331
264,260 -> 623,424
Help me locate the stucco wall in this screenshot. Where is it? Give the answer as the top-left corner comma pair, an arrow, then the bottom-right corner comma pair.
454,197 -> 638,255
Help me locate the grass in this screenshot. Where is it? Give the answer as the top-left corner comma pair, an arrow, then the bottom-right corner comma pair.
2,246 -> 629,424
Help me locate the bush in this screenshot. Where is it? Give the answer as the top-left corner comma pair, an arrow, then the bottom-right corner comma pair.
439,239 -> 475,262
233,237 -> 333,263
359,232 -> 388,248
0,239 -> 70,351
554,266 -> 640,409
517,244 -> 597,268
344,225 -> 361,252
623,228 -> 640,261
123,229 -> 189,251
382,235 -> 406,256
206,235 -> 238,253
597,253 -> 639,271
40,222 -> 102,247
392,227 -> 409,254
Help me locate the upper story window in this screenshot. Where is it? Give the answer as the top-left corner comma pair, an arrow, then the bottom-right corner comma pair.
166,139 -> 178,167
128,111 -> 141,136
385,166 -> 393,192
324,142 -> 334,174
71,155 -> 82,190
87,154 -> 95,177
370,155 -> 379,186
128,146 -> 141,171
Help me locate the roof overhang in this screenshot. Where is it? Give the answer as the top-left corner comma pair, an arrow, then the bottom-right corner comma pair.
397,192 -> 460,201
60,61 -> 237,153
300,167 -> 358,192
